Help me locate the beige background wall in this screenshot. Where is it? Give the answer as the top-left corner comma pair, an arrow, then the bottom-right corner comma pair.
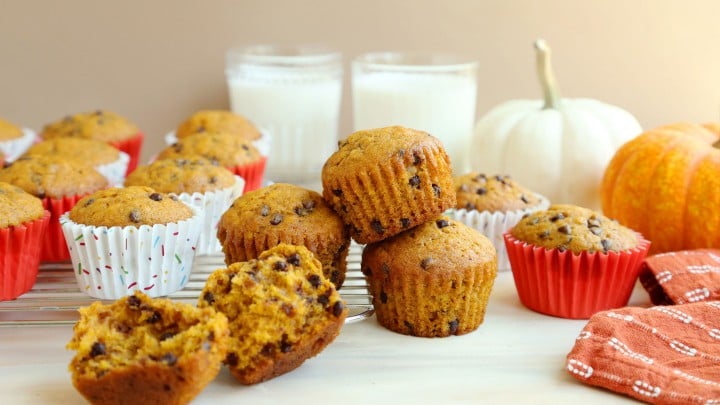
1,0 -> 718,163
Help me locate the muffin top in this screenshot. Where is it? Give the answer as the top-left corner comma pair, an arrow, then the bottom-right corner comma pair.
0,182 -> 45,227
454,172 -> 542,212
124,157 -> 237,194
323,126 -> 446,177
0,154 -> 108,198
0,118 -> 23,140
363,216 -> 496,275
219,183 -> 345,235
23,138 -> 121,167
510,204 -> 639,254
40,110 -> 139,143
176,110 -> 261,141
156,132 -> 262,168
69,186 -> 194,227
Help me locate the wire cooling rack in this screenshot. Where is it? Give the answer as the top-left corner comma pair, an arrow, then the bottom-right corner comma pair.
0,244 -> 373,327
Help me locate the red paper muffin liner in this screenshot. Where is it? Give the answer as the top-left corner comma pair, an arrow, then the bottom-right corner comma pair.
503,232 -> 651,319
0,211 -> 51,301
109,132 -> 144,175
42,194 -> 88,263
227,156 -> 267,192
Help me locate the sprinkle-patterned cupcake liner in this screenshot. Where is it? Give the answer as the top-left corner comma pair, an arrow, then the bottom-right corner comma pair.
445,193 -> 550,272
164,129 -> 272,157
504,232 -> 651,319
0,211 -> 51,301
0,128 -> 37,162
95,151 -> 130,187
60,204 -> 203,299
176,175 -> 245,255
42,194 -> 89,263
109,132 -> 144,175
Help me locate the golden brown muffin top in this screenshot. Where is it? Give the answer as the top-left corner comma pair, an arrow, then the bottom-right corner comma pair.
69,186 -> 194,227
0,154 -> 108,198
23,138 -> 121,167
454,172 -> 542,212
510,204 -> 639,254
0,118 -> 23,140
197,244 -> 346,380
219,183 -> 345,236
323,126 -> 446,177
175,110 -> 261,141
40,110 -> 139,142
125,157 -> 236,194
0,181 -> 45,227
156,132 -> 262,168
362,216 -> 496,276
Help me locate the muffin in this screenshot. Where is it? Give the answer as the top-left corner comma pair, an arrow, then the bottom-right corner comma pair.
23,138 -> 129,186
67,292 -> 229,405
322,126 -> 456,244
0,117 -> 36,162
176,110 -> 261,141
60,186 -> 203,299
124,157 -> 245,255
217,183 -> 349,287
0,154 -> 108,262
362,216 -> 497,337
156,131 -> 266,192
198,244 -> 347,385
446,172 -> 550,271
0,182 -> 50,300
39,109 -> 144,174
505,204 -> 651,319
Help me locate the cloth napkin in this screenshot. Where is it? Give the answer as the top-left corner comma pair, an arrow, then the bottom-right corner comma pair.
639,249 -> 720,305
566,302 -> 720,404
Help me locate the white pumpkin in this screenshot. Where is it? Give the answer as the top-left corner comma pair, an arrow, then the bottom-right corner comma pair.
471,39 -> 642,210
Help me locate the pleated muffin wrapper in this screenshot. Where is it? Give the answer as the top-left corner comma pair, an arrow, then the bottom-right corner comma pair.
95,150 -> 130,187
60,204 -> 203,300
445,193 -> 550,272
0,128 -> 37,162
109,131 -> 144,175
504,232 -> 651,319
0,210 -> 51,301
42,194 -> 90,263
176,175 -> 245,255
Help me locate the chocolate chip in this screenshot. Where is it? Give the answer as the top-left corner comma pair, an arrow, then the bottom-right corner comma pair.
115,323 -> 131,334
172,143 -> 183,153
558,225 -> 571,234
537,230 -> 550,239
307,274 -> 321,288
587,218 -> 601,228
473,173 -> 487,182
281,303 -> 295,317
160,353 -> 177,366
270,213 -> 283,225
601,239 -> 611,252
146,311 -> 161,324
382,263 -> 390,275
398,149 -> 405,158
2,161 -> 11,168
332,301 -> 344,317
520,194 -> 529,203
260,204 -> 269,216
149,193 -> 162,201
83,198 -> 95,207
476,187 -> 487,195
413,152 -> 422,165
361,266 -> 372,277
550,213 -> 565,222
90,342 -> 106,357
273,260 -> 288,271
37,190 -> 46,199
226,353 -> 239,367
436,219 -> 449,229
432,184 -> 441,196
287,253 -> 301,266
590,227 -> 602,236
409,175 -> 421,188
209,176 -> 217,184
420,257 -> 434,270
129,209 -> 141,223
400,218 -> 411,228
465,202 -> 476,210
332,189 -> 343,197
404,321 -> 414,333
317,294 -> 329,306
127,295 -> 141,308
260,343 -> 275,357
380,291 -> 388,303
302,200 -> 315,210
208,331 -> 215,342
449,319 -> 459,335
203,291 -> 215,305
159,331 -> 176,341
280,335 -> 292,353
371,220 -> 385,235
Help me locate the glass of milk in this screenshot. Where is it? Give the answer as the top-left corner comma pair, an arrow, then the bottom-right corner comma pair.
352,52 -> 478,174
226,45 -> 343,185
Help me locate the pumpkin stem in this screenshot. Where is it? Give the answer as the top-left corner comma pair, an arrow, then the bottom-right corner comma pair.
713,139 -> 720,149
534,39 -> 561,110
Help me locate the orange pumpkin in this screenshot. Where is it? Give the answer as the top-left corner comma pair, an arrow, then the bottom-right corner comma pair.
601,123 -> 720,253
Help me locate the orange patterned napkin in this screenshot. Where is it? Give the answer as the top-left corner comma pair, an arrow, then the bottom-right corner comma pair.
566,302 -> 720,404
639,249 -> 720,305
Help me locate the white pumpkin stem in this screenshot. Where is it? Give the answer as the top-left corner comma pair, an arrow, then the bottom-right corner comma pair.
534,39 -> 561,109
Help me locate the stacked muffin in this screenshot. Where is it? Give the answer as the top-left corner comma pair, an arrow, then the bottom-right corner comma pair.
322,126 -> 498,337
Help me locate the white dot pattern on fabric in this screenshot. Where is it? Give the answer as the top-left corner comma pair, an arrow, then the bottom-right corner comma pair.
632,380 -> 661,398
673,369 -> 720,388
669,340 -> 697,356
708,302 -> 720,310
656,270 -> 673,284
567,359 -> 593,379
650,307 -> 693,324
577,331 -> 591,340
608,337 -> 654,364
685,288 -> 710,303
709,329 -> 720,340
708,252 -> 720,263
687,264 -> 720,274
606,312 -> 634,322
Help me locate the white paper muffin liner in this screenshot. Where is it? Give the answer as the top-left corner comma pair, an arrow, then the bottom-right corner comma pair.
60,204 -> 203,299
96,151 -> 130,186
176,175 -> 245,255
0,128 -> 37,162
445,193 -> 550,272
164,128 -> 271,157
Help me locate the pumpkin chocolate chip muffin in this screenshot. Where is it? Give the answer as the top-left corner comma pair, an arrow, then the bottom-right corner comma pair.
176,109 -> 261,141
362,216 -> 497,337
67,291 -> 229,405
198,244 -> 347,385
0,181 -> 45,228
217,183 -> 349,287
322,126 -> 456,244
0,118 -> 35,162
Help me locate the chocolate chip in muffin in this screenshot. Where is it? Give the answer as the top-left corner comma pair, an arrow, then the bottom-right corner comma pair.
226,352 -> 239,367
287,253 -> 301,266
558,225 -> 571,234
149,192 -> 163,201
90,342 -> 106,357
436,219 -> 449,229
413,152 -> 422,165
380,291 -> 388,303
332,188 -> 343,197
370,219 -> 385,235
273,260 -> 288,272
420,257 -> 434,270
432,184 -> 441,197
476,187 -> 487,195
448,319 -> 459,335
332,301 -> 344,317
601,239 -> 612,252
202,291 -> 215,305
307,274 -> 321,288
83,198 -> 95,207
550,213 -> 565,222
409,175 -> 421,188
270,213 -> 283,225
400,218 -> 411,229
161,353 -> 177,366
260,204 -> 269,216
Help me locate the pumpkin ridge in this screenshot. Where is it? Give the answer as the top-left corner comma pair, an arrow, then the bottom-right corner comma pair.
681,151 -> 717,249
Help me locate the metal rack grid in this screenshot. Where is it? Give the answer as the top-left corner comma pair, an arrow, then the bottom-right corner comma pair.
0,244 -> 374,326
